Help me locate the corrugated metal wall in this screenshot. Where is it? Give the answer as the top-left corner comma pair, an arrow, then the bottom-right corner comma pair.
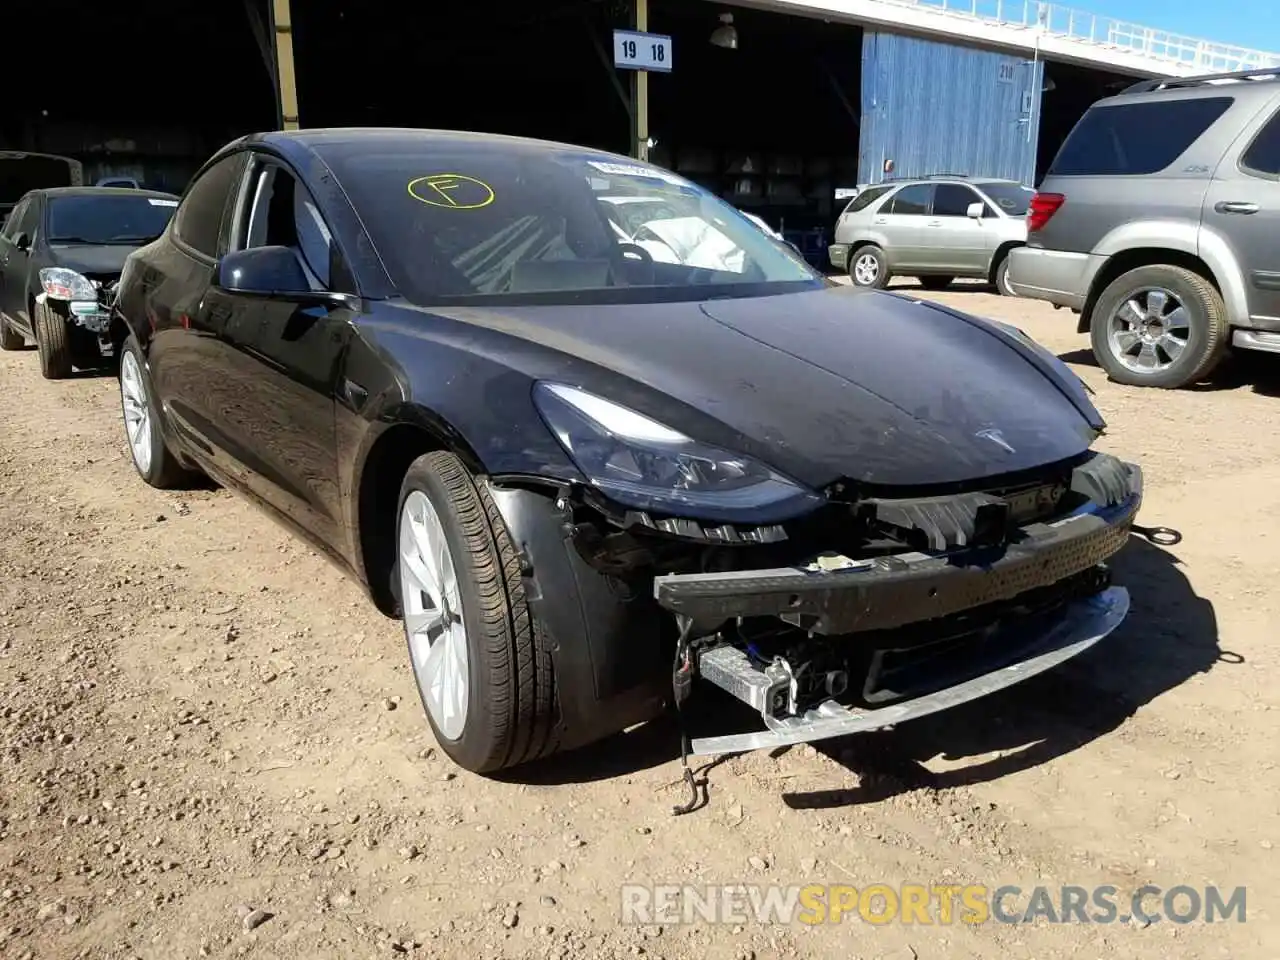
858,32 -> 1043,186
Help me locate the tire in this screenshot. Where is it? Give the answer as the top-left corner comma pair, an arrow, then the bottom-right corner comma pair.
0,316 -> 23,351
32,301 -> 72,379
848,244 -> 890,289
1089,265 -> 1228,389
994,255 -> 1017,297
118,335 -> 196,488
917,276 -> 954,291
395,450 -> 558,774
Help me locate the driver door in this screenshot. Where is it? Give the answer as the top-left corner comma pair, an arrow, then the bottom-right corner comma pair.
209,155 -> 352,552
0,197 -> 38,334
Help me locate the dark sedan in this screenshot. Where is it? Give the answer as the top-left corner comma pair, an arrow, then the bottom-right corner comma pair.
0,186 -> 178,377
111,128 -> 1155,776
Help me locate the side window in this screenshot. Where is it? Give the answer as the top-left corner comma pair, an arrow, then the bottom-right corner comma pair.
238,163 -> 334,289
12,200 -> 40,242
887,184 -> 933,215
1049,96 -> 1234,176
844,185 -> 891,214
1,199 -> 28,241
1241,109 -> 1280,178
173,153 -> 247,258
932,184 -> 982,217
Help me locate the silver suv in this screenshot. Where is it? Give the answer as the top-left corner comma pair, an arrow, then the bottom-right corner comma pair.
1009,68 -> 1280,389
829,176 -> 1033,294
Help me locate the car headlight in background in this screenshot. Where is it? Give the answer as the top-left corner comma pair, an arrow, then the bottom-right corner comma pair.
533,382 -> 823,523
39,267 -> 97,301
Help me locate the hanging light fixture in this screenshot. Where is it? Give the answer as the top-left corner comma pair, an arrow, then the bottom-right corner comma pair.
710,12 -> 738,49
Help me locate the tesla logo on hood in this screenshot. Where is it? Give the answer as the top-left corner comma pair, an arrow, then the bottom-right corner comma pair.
975,428 -> 1016,454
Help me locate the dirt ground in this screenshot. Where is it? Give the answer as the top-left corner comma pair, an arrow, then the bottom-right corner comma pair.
1,280 -> 1277,960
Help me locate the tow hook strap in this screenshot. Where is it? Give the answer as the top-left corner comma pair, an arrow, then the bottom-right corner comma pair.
670,616 -> 703,817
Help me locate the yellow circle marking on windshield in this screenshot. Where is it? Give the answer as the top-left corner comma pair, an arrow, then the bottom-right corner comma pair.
407,174 -> 495,209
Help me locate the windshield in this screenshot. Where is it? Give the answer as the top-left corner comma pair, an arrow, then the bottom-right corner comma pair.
47,194 -> 177,244
323,144 -> 821,305
977,182 -> 1034,218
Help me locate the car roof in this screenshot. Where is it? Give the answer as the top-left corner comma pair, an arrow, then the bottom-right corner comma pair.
875,175 -> 1021,186
1094,67 -> 1280,108
35,186 -> 178,200
236,127 -> 633,169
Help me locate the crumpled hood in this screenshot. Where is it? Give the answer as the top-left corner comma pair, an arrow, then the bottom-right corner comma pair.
416,285 -> 1102,490
47,244 -> 136,277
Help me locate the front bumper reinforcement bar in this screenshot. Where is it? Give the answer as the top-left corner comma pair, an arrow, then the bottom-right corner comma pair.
686,585 -> 1128,755
652,478 -> 1141,637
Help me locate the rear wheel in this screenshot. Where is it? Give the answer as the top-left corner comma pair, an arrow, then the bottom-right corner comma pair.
0,316 -> 23,350
1089,264 -> 1228,389
849,244 -> 889,289
917,276 -> 954,291
32,302 -> 72,379
994,255 -> 1017,297
396,450 -> 558,774
118,335 -> 197,488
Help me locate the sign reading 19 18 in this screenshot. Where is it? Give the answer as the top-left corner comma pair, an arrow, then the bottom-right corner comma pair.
613,30 -> 673,73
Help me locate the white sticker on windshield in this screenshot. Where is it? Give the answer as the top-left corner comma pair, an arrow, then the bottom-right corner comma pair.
587,161 -> 690,187
148,198 -> 178,207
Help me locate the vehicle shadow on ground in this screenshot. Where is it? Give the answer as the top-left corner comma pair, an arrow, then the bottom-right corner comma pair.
505,536 -> 1229,798
1057,347 -> 1280,398
779,536 -> 1228,809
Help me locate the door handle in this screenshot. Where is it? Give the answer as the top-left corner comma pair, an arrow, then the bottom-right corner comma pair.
873,218 -> 887,225
1215,200 -> 1259,215
926,220 -> 944,227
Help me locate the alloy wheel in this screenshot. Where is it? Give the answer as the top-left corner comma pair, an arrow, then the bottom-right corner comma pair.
1107,287 -> 1190,374
852,253 -> 880,286
119,352 -> 153,475
399,491 -> 469,741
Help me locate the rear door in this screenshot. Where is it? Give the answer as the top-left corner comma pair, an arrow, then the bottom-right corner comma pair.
878,183 -> 933,271
1202,97 -> 1280,325
922,183 -> 991,274
143,151 -> 252,482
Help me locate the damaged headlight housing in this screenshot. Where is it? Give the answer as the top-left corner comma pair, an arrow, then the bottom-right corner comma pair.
39,267 -> 96,301
533,382 -> 822,523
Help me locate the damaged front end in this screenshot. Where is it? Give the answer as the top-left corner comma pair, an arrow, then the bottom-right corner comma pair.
38,267 -> 119,358
660,451 -> 1142,755
521,447 -> 1150,759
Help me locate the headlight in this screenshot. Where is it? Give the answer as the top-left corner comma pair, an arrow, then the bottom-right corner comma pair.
40,268 -> 96,301
533,382 -> 822,523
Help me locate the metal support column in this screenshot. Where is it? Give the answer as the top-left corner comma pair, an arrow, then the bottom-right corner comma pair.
268,0 -> 301,130
634,0 -> 649,161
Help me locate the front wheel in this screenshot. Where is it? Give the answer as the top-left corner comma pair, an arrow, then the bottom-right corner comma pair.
1089,265 -> 1228,389
395,450 -> 558,774
849,244 -> 889,289
32,302 -> 72,379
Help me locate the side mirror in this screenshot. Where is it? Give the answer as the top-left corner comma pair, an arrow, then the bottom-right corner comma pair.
966,202 -> 985,220
214,245 -> 312,296
12,232 -> 30,252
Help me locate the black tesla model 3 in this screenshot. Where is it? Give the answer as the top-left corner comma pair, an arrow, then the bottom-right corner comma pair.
110,128 -> 1154,774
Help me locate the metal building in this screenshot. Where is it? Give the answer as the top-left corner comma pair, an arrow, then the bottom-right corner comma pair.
858,31 -> 1045,185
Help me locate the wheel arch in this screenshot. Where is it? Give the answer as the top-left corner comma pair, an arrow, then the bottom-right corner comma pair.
1078,248 -> 1224,335
351,412 -> 489,617
988,240 -> 1025,284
